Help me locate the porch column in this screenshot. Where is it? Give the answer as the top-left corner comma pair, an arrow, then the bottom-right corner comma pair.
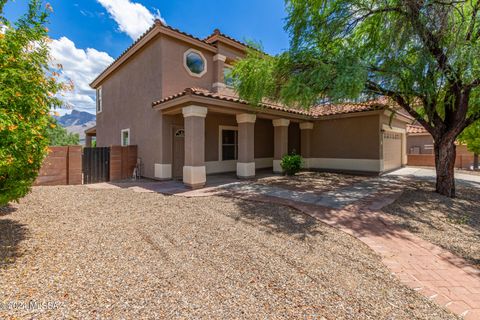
155,115 -> 173,180
272,118 -> 290,173
236,113 -> 256,178
182,106 -> 208,188
212,54 -> 226,93
300,122 -> 314,169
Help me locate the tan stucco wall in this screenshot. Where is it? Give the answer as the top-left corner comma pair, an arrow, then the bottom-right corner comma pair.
96,35 -> 164,178
407,135 -> 434,154
161,35 -> 215,97
254,118 -> 274,158
96,33 -> 238,179
381,114 -> 408,131
205,113 -> 237,162
204,113 -> 275,161
216,42 -> 245,61
310,115 -> 381,159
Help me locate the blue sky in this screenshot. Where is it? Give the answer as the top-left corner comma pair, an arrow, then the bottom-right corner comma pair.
4,0 -> 290,115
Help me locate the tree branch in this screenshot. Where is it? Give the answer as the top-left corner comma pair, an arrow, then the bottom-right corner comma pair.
405,1 -> 458,83
365,80 -> 434,133
466,78 -> 480,89
466,0 -> 480,41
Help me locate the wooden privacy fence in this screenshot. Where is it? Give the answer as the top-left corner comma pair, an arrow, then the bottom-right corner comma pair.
35,145 -> 137,186
109,145 -> 138,181
407,154 -> 474,169
34,146 -> 82,186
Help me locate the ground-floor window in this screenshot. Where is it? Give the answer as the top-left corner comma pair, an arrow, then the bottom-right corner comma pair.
219,126 -> 238,161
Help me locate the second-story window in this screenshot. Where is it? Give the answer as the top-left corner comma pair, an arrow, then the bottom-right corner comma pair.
184,49 -> 207,77
96,87 -> 102,113
223,66 -> 234,87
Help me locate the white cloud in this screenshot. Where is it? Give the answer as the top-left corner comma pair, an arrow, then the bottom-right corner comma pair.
97,0 -> 166,40
49,37 -> 114,113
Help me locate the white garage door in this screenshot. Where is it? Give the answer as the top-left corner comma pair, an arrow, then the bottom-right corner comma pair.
383,131 -> 402,172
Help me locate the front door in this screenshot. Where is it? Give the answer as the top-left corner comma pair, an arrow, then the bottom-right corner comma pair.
172,126 -> 185,180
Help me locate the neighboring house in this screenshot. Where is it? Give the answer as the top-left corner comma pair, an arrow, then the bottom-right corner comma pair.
406,125 -> 435,154
406,124 -> 475,168
90,20 -> 411,188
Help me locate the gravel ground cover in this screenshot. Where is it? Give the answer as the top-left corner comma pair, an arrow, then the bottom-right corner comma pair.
255,171 -> 370,193
0,186 -> 456,319
383,180 -> 480,268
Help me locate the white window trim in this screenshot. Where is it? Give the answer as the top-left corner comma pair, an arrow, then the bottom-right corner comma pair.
96,86 -> 103,113
183,48 -> 207,78
121,128 -> 130,146
218,125 -> 238,161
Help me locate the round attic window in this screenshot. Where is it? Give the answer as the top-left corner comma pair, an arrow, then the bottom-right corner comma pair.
184,49 -> 207,77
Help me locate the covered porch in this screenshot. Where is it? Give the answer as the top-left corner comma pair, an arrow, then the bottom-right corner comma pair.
152,90 -> 314,188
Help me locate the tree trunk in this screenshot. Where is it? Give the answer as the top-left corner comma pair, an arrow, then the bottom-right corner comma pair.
474,153 -> 479,171
434,139 -> 456,197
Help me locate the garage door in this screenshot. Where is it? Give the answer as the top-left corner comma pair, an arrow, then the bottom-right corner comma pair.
383,131 -> 402,171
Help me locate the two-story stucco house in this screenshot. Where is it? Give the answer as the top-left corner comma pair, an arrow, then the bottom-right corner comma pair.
90,20 -> 411,188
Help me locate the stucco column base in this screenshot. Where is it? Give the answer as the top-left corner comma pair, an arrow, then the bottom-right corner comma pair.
302,158 -> 312,169
273,160 -> 283,173
183,166 -> 206,189
154,164 -> 172,180
237,162 -> 255,178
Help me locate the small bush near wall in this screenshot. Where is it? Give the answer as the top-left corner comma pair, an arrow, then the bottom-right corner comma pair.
281,154 -> 303,176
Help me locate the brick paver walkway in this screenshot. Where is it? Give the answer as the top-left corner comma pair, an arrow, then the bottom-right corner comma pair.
207,183 -> 480,319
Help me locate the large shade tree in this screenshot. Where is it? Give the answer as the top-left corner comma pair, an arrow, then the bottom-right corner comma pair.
233,0 -> 480,197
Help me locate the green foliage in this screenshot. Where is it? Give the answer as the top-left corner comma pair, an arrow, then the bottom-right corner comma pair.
232,0 -> 480,124
459,121 -> 480,155
45,117 -> 79,146
232,0 -> 480,196
280,153 -> 303,176
0,0 -> 64,205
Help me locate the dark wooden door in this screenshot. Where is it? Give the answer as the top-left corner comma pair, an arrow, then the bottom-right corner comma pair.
82,147 -> 110,184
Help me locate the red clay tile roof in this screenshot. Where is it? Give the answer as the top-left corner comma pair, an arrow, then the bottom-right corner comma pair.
204,29 -> 250,49
152,88 -> 392,118
310,100 -> 386,117
407,124 -> 429,134
152,88 -> 311,115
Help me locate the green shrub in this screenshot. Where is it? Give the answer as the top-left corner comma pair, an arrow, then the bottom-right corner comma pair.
280,153 -> 303,176
0,1 -> 64,205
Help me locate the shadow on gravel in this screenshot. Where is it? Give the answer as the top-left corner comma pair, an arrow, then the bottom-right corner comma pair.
226,198 -> 324,241
382,180 -> 480,268
0,219 -> 28,267
0,205 -> 17,217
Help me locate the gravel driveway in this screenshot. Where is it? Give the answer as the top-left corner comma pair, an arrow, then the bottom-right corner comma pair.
0,186 -> 456,319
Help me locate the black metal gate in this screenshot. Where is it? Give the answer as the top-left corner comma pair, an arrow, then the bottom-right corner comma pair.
82,147 -> 110,184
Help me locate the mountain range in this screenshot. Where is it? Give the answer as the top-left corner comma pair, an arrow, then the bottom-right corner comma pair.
55,110 -> 96,145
